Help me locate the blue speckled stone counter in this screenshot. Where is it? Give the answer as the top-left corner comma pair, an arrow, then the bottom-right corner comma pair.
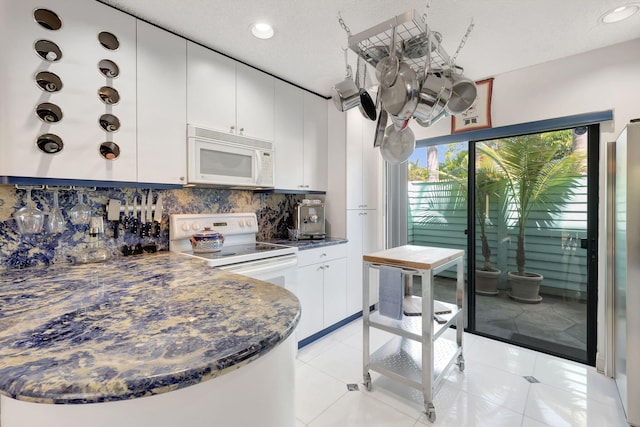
266,237 -> 347,250
0,252 -> 300,404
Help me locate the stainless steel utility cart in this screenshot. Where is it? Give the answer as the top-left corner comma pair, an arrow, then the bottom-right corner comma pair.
362,245 -> 465,423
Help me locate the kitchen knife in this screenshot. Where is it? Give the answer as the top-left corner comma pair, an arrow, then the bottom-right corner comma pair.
140,193 -> 147,237
153,194 -> 163,238
131,196 -> 138,235
146,189 -> 154,237
107,199 -> 121,238
123,198 -> 130,229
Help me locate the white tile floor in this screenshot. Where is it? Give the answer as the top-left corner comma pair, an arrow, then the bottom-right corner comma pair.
295,318 -> 629,427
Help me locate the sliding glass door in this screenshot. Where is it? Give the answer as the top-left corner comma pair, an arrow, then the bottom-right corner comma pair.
405,125 -> 597,364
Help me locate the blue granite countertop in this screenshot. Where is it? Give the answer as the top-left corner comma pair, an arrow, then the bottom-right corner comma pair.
266,237 -> 347,250
0,252 -> 300,404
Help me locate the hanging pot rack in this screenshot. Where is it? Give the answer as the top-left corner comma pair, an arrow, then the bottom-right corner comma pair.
347,10 -> 453,78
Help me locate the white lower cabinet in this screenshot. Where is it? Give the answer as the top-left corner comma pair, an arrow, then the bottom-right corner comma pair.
295,244 -> 347,341
346,209 -> 380,315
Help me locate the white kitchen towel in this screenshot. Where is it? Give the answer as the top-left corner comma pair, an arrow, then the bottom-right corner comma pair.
378,265 -> 403,320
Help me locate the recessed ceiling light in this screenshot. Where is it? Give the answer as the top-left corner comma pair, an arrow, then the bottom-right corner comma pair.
600,4 -> 640,23
251,22 -> 274,39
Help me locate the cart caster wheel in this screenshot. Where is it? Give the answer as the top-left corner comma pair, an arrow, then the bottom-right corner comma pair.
457,354 -> 465,372
363,373 -> 372,391
426,403 -> 436,423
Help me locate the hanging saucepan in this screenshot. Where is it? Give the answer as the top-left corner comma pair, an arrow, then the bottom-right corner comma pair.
445,73 -> 478,115
331,49 -> 361,112
415,107 -> 448,128
379,123 -> 415,164
373,86 -> 387,147
375,26 -> 400,89
355,54 -> 376,121
413,72 -> 452,124
380,61 -> 420,121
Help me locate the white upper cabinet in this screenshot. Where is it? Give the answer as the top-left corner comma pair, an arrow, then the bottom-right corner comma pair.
273,84 -> 328,192
303,93 -> 329,192
345,109 -> 380,209
186,42 -> 236,134
236,63 -> 275,141
0,0 -> 137,181
186,42 -> 274,141
274,80 -> 304,189
136,21 -> 187,185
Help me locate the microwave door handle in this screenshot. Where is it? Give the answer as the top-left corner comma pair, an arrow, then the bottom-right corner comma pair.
255,150 -> 263,185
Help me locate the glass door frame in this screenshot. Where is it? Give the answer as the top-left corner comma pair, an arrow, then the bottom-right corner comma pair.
465,126 -> 599,365
387,112 -> 611,365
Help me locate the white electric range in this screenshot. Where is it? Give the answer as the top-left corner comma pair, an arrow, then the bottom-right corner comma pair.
169,213 -> 298,293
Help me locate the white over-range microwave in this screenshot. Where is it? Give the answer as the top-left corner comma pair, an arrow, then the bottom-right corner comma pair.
187,125 -> 275,188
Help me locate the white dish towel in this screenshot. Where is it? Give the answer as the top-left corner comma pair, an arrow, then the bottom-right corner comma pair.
378,265 -> 403,320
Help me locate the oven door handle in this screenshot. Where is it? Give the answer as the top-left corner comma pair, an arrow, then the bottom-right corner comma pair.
219,255 -> 298,276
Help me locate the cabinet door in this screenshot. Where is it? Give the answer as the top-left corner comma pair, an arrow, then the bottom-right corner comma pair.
346,110 -> 364,209
0,0 -> 137,181
137,21 -> 186,184
362,209 -> 380,305
323,257 -> 348,327
303,93 -> 328,192
186,42 -> 235,133
274,80 -> 304,190
346,209 -> 380,314
236,63 -> 274,141
296,264 -> 324,340
361,118 -> 380,209
346,210 -> 365,315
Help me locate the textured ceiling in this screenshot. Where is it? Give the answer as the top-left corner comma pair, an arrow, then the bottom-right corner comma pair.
99,0 -> 640,97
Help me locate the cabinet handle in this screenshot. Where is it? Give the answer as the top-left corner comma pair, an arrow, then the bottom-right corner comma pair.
359,212 -> 367,216
324,264 -> 330,269
230,125 -> 235,133
239,127 -> 244,135
321,253 -> 327,257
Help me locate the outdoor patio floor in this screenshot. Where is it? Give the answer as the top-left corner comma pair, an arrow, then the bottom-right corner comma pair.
431,277 -> 588,362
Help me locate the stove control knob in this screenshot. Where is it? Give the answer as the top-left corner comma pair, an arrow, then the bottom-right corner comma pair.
181,223 -> 190,231
191,222 -> 200,230
245,219 -> 253,227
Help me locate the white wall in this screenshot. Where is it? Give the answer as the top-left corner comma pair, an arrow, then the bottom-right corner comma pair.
412,38 -> 640,141
411,37 -> 640,373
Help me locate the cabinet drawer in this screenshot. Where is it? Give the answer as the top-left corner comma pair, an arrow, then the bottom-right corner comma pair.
297,244 -> 347,267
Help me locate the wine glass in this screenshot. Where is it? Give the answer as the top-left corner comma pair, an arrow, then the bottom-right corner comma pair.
46,189 -> 66,234
14,188 -> 45,234
69,189 -> 91,225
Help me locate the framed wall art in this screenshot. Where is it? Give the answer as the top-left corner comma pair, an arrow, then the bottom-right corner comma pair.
451,78 -> 494,134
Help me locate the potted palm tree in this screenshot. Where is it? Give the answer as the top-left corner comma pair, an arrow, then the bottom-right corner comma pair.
474,156 -> 505,295
477,134 -> 585,303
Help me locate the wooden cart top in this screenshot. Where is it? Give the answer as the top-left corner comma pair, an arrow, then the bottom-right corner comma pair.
363,245 -> 464,271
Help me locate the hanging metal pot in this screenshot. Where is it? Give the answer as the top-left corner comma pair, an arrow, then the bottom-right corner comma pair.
355,54 -> 376,121
379,124 -> 415,164
373,87 -> 387,147
380,61 -> 420,121
413,72 -> 452,124
331,49 -> 361,112
445,73 -> 477,115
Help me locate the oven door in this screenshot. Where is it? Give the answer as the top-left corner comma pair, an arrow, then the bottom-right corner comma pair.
219,254 -> 298,294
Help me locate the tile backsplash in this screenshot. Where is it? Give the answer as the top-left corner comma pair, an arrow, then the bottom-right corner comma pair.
0,185 -> 306,270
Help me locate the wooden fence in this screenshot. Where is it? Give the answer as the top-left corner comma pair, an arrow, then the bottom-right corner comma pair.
408,179 -> 588,293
